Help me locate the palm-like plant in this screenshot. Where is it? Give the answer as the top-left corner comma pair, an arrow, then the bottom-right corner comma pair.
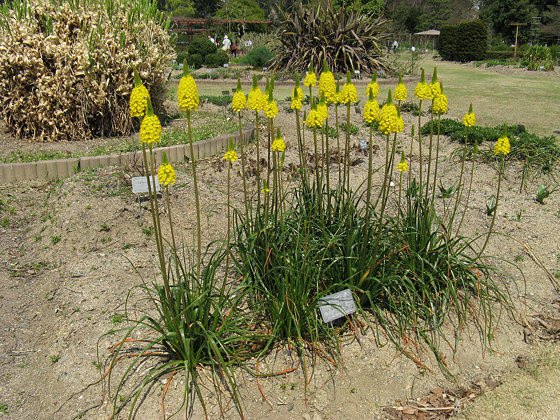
270,0 -> 388,74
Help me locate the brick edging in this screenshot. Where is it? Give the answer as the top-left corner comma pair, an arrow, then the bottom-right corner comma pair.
0,124 -> 255,184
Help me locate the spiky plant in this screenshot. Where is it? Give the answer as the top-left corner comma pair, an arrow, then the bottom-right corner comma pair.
0,0 -> 174,142
270,0 -> 388,74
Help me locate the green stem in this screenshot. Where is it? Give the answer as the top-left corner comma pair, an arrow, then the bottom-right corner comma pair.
449,126 -> 469,233
373,133 -> 391,251
456,139 -> 478,235
255,110 -> 261,213
477,156 -> 503,259
417,99 -> 424,191
225,162 -> 231,282
431,114 -> 442,199
238,111 -> 249,220
345,102 -> 351,195
425,106 -> 435,201
187,109 -> 202,278
165,185 -> 177,253
335,104 -> 341,188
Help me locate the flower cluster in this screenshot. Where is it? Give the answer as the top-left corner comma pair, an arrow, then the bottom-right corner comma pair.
140,114 -> 161,144
129,68 -> 150,118
363,93 -> 380,124
462,104 -> 476,127
365,74 -> 379,98
432,83 -> 448,114
291,76 -> 303,110
158,162 -> 176,185
264,92 -> 278,118
414,69 -> 433,100
319,61 -> 336,103
248,75 -> 263,111
393,72 -> 407,102
232,79 -> 246,111
178,69 -> 199,111
430,68 -> 441,97
397,157 -> 408,172
494,133 -> 511,156
378,92 -> 401,134
306,107 -> 323,128
129,84 -> 149,118
304,70 -> 317,87
318,94 -> 328,121
271,136 -> 286,152
340,72 -> 357,104
223,149 -> 238,162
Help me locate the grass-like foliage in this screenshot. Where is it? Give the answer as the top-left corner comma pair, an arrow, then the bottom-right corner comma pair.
101,65 -> 520,417
421,118 -> 560,174
270,0 -> 388,73
101,247 -> 263,418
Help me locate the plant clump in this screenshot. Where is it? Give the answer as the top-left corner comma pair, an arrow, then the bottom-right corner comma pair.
270,0 -> 388,74
0,0 -> 174,142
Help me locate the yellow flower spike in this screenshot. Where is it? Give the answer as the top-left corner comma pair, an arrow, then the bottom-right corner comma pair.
264,90 -> 278,118
291,75 -> 303,110
306,100 -> 323,128
494,126 -> 511,156
139,97 -> 161,144
178,59 -> 199,111
248,74 -> 263,111
414,68 -> 433,100
271,127 -> 286,152
363,90 -> 380,123
378,90 -> 400,134
462,103 -> 476,127
430,67 -> 441,97
232,78 -> 247,111
158,152 -> 176,185
223,139 -> 239,163
366,72 -> 379,98
340,72 -> 358,104
334,79 -> 341,104
319,59 -> 337,104
432,82 -> 448,114
129,67 -> 150,118
318,92 -> 328,121
396,109 -> 404,133
303,59 -> 317,87
397,151 -> 408,172
394,71 -> 407,102
261,179 -> 270,193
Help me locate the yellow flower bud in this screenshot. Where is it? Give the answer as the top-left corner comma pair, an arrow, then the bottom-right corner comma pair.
158,162 -> 176,185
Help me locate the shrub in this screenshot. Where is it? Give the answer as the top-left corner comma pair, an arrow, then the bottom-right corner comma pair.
0,0 -> 174,142
524,45 -> 555,71
485,50 -> 515,59
271,0 -> 388,73
238,46 -> 274,68
176,51 -> 188,65
439,20 -> 487,62
187,53 -> 203,69
204,50 -> 229,68
187,37 -> 217,59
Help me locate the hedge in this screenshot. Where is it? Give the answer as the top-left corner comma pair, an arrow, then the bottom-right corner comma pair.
439,20 -> 488,62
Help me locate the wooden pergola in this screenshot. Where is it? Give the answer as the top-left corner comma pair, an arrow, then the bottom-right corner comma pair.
413,29 -> 440,50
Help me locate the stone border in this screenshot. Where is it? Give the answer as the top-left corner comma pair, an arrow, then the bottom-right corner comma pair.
0,125 -> 255,184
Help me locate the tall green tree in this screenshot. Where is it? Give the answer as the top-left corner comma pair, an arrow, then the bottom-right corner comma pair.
479,0 -> 538,43
167,0 -> 195,16
192,0 -> 222,18
214,0 -> 267,33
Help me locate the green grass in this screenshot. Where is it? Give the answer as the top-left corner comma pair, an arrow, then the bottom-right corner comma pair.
0,112 -> 239,163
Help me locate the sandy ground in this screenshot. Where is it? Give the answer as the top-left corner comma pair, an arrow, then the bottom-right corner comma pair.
1,78 -> 560,420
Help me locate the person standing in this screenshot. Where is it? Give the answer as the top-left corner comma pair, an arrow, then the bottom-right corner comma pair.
208,35 -> 215,45
392,40 -> 399,53
222,35 -> 231,51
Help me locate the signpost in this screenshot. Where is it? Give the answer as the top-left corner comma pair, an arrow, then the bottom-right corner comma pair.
510,23 -> 527,59
132,175 -> 160,217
